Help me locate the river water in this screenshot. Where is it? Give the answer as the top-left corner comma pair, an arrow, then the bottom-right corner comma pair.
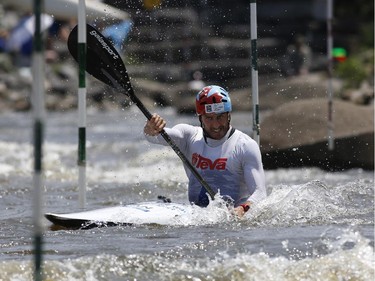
0,108 -> 373,281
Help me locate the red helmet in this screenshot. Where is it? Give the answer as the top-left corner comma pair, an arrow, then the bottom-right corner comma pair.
195,85 -> 232,115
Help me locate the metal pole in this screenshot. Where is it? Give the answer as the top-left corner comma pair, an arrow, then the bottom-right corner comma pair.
250,0 -> 260,145
327,0 -> 334,150
32,0 -> 45,280
78,0 -> 87,208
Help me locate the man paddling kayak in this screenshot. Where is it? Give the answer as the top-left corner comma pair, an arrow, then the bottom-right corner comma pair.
144,85 -> 266,217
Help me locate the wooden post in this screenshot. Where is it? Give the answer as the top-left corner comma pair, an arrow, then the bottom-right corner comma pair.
327,0 -> 335,150
250,0 -> 260,145
78,0 -> 87,208
32,0 -> 45,280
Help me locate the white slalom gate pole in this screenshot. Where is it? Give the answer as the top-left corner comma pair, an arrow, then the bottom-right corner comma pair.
78,0 -> 87,208
32,0 -> 45,280
327,0 -> 335,150
250,0 -> 260,145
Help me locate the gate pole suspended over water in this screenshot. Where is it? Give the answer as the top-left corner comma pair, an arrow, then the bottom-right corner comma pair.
327,0 -> 335,151
250,0 -> 260,145
32,0 -> 45,280
78,0 -> 87,208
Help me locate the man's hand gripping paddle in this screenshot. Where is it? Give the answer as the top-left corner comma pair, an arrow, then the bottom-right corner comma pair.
67,24 -> 216,200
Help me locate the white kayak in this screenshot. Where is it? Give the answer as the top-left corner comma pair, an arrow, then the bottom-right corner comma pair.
45,199 -> 234,229
45,202 -> 193,229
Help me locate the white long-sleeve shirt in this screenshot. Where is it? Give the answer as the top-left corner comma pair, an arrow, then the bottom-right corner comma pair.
145,124 -> 266,207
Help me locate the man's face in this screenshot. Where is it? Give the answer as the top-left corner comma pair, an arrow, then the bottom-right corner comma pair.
201,112 -> 230,140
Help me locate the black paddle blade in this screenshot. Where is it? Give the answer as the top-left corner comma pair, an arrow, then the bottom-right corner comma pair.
67,25 -> 215,199
67,24 -> 131,94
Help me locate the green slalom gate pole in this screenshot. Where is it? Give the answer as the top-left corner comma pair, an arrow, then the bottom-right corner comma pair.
78,0 -> 87,209
327,0 -> 334,151
32,0 -> 45,280
250,0 -> 260,145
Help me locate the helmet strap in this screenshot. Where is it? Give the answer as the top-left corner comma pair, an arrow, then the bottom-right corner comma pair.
198,115 -> 210,143
199,115 -> 203,128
